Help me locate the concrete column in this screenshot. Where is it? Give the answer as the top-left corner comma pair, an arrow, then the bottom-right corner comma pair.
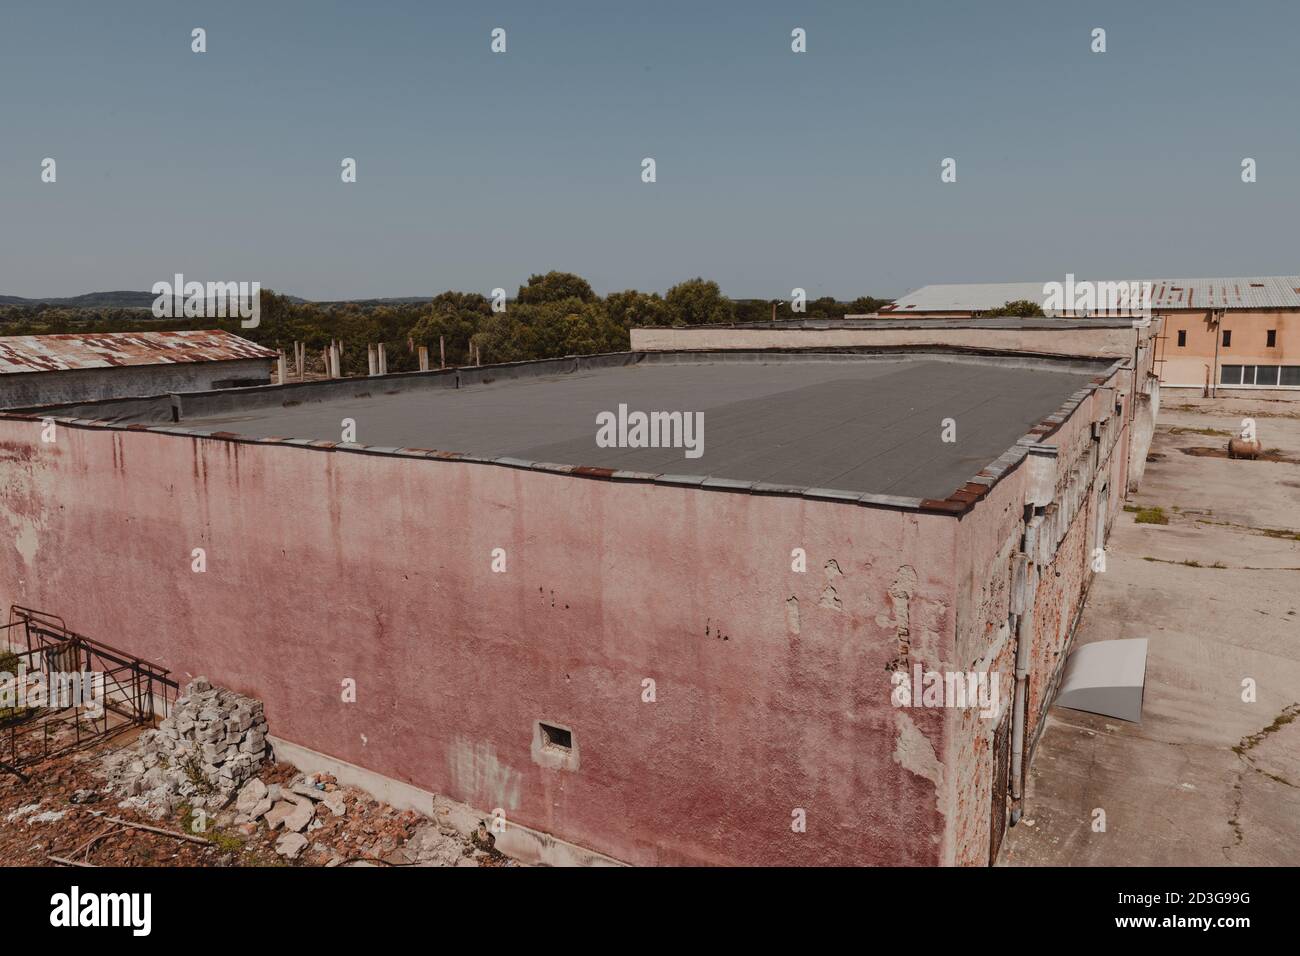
418,346 -> 429,371
377,343 -> 388,375
277,350 -> 287,385
368,345 -> 378,376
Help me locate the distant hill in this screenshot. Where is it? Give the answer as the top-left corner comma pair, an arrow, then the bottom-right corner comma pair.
310,297 -> 433,306
0,291 -> 433,309
0,291 -> 161,309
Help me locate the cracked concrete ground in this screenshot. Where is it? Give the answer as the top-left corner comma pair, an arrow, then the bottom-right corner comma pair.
1001,395 -> 1300,866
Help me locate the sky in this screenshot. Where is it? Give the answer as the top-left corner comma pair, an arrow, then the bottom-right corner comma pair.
2,0 -> 1298,301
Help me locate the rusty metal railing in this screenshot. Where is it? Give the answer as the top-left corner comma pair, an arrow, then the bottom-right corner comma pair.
0,606 -> 178,777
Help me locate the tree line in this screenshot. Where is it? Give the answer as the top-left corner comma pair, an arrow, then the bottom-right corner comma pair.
0,273 -> 892,376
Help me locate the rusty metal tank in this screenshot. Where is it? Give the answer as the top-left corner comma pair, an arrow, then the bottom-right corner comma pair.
1227,437 -> 1261,460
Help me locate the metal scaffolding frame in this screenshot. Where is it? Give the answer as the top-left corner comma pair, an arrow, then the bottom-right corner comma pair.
0,606 -> 177,779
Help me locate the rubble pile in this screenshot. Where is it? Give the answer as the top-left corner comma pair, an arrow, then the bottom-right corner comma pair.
104,677 -> 269,816
224,767 -> 488,866
88,677 -> 512,866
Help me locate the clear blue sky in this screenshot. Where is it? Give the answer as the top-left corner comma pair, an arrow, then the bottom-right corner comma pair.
2,0 -> 1297,300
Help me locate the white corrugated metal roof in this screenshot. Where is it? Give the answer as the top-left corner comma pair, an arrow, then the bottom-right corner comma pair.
0,330 -> 276,375
886,275 -> 1300,313
1144,276 -> 1300,309
886,282 -> 1047,312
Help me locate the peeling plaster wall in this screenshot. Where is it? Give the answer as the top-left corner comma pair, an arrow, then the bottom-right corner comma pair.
0,418 -> 961,866
942,364 -> 1135,865
1026,373 -> 1133,743
946,465 -> 1025,866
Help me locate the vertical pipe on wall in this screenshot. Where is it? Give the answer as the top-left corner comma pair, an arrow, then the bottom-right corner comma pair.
1009,515 -> 1043,814
1210,309 -> 1223,398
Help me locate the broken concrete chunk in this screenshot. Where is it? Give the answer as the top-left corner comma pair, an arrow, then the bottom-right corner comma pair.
263,801 -> 296,830
275,832 -> 308,859
291,780 -> 326,801
283,800 -> 314,833
320,791 -> 346,817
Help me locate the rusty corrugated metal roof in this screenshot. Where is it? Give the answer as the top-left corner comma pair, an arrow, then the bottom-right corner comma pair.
0,330 -> 277,375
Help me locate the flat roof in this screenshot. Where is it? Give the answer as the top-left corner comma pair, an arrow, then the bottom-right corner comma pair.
163,351 -> 1107,502
0,330 -> 275,375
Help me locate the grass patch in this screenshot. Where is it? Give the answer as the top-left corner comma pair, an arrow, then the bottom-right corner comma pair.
1133,506 -> 1169,525
1169,426 -> 1232,437
179,755 -> 214,794
1143,556 -> 1230,569
179,803 -> 246,853
1233,703 -> 1300,756
1197,518 -> 1300,540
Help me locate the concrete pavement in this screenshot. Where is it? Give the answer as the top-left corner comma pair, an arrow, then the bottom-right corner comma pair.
1001,396 -> 1300,866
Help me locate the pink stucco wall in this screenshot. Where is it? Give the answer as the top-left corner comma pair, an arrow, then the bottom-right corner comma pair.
1,419 -> 967,866
1025,373 -> 1131,742
946,465 -> 1024,865
0,356 -> 1140,866
941,363 -> 1134,864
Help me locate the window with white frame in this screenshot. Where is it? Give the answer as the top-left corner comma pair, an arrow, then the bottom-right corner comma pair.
1221,365 -> 1300,386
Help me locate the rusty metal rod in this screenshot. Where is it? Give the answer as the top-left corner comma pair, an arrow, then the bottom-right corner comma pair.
88,813 -> 208,845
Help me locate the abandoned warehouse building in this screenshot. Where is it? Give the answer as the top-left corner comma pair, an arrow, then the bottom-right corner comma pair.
0,344 -> 1157,865
0,329 -> 277,410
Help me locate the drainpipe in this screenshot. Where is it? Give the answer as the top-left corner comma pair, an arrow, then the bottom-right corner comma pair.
1210,309 -> 1223,398
1123,325 -> 1142,494
1009,557 -> 1036,817
1009,444 -> 1057,823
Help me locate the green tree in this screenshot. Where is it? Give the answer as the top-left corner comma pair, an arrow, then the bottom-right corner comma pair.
409,291 -> 492,365
516,271 -> 596,305
604,289 -> 667,329
474,311 -> 537,364
664,278 -> 735,327
983,299 -> 1045,317
510,298 -> 627,359
848,296 -> 891,315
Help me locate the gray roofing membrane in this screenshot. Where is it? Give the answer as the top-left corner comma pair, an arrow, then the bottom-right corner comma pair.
164,352 -> 1104,501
